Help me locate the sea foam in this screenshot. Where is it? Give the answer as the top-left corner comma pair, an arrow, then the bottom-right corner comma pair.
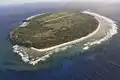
82,11 -> 118,50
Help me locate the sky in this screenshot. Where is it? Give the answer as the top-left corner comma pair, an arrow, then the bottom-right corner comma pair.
0,0 -> 119,4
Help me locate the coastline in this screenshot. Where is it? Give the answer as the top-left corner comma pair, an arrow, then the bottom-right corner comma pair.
12,11 -> 118,65
19,13 -> 47,27
82,11 -> 118,50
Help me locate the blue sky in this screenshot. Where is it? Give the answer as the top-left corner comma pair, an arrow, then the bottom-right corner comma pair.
0,0 -> 119,4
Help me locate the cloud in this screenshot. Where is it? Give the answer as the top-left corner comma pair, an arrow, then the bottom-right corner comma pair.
0,0 -> 119,4
0,0 -> 72,4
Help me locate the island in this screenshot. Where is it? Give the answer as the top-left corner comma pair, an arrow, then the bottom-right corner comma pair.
10,11 -> 111,65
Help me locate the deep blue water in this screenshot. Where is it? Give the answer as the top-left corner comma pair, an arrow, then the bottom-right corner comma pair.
0,2 -> 120,80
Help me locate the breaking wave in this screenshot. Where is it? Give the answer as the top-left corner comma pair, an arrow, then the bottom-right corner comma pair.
82,11 -> 118,50
13,45 -> 72,65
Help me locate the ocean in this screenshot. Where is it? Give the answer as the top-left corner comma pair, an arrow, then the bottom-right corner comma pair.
0,2 -> 120,80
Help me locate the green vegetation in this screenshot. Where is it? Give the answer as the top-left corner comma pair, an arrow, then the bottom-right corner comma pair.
10,12 -> 98,49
